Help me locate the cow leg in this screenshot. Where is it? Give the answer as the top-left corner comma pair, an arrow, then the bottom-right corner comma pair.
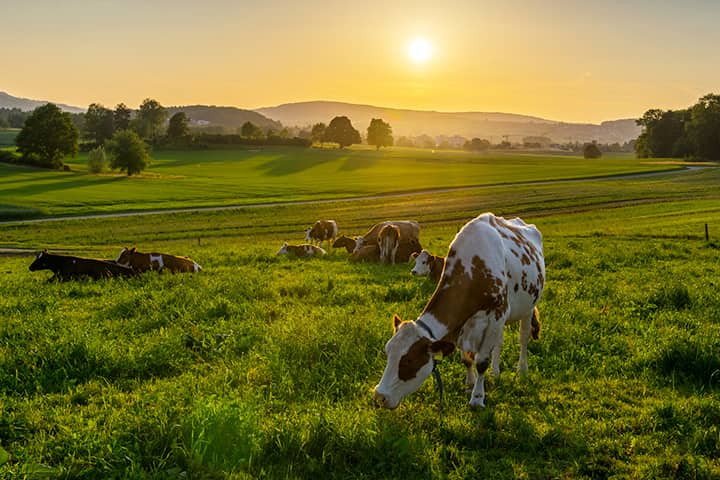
462,351 -> 476,392
491,330 -> 504,378
468,317 -> 506,408
517,311 -> 533,377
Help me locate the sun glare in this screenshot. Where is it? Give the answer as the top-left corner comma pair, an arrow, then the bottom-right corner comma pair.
408,37 -> 432,63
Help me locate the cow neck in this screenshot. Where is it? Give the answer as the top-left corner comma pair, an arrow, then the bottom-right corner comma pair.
415,316 -> 445,412
415,318 -> 436,340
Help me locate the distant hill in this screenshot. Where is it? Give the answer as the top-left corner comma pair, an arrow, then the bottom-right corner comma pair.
167,105 -> 281,132
256,101 -> 641,144
0,91 -> 84,114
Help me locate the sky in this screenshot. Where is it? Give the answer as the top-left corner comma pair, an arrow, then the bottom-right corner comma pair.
2,0 -> 719,123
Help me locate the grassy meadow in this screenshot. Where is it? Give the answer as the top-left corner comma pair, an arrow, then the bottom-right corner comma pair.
0,146 -> 683,220
0,151 -> 719,478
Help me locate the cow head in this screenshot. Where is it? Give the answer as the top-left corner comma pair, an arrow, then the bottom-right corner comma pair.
373,314 -> 454,409
353,236 -> 365,253
277,242 -> 289,255
29,249 -> 50,271
410,250 -> 432,276
115,247 -> 136,266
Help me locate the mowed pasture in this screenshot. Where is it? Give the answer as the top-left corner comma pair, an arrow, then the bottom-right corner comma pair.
0,157 -> 719,478
0,146 -> 683,220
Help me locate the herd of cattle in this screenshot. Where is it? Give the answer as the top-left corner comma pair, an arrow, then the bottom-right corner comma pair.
29,212 -> 545,410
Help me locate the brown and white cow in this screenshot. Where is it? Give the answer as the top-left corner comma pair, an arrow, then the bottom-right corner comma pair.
410,250 -> 445,283
116,247 -> 201,273
277,242 -> 327,258
349,244 -> 380,263
374,213 -> 545,409
378,224 -> 401,265
305,220 -> 338,249
354,220 -> 420,253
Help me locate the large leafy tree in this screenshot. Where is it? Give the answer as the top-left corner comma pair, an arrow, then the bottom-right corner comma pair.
635,108 -> 688,158
686,94 -> 720,161
15,103 -> 79,169
84,103 -> 115,145
583,142 -> 602,159
167,112 -> 191,142
366,118 -> 393,150
323,116 -> 360,148
107,130 -> 150,176
136,98 -> 167,144
240,121 -> 263,139
114,103 -> 132,131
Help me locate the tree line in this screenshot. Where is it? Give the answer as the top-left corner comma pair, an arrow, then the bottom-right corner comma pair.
636,93 -> 720,160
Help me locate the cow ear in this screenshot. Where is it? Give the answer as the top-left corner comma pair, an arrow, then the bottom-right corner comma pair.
43,248 -> 48,253
131,247 -> 136,253
411,252 -> 419,259
392,314 -> 402,333
430,341 -> 455,358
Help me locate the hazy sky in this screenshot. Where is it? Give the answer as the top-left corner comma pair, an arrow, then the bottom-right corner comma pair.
2,0 -> 719,123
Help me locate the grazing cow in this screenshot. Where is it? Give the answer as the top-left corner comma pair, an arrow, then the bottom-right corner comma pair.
116,247 -> 201,273
373,213 -> 545,409
378,224 -> 401,265
277,242 -> 326,257
305,220 -> 338,249
354,220 -> 420,253
411,250 -> 446,283
29,250 -> 136,280
332,235 -> 357,253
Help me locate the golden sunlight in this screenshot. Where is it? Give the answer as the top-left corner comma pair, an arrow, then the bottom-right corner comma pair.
408,37 -> 432,63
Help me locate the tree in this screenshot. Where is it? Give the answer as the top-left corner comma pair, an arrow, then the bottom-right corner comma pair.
114,103 -> 132,131
136,98 -> 167,144
15,103 -> 79,169
464,137 -> 491,151
366,118 -> 393,150
635,108 -> 688,158
84,103 -> 115,145
107,130 -> 150,176
241,121 -> 263,139
323,116 -> 360,148
311,123 -> 326,146
685,93 -> 720,160
583,142 -> 602,159
167,112 -> 191,142
87,146 -> 108,174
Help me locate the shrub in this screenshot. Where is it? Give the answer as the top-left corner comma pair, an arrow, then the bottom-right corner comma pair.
87,146 -> 108,174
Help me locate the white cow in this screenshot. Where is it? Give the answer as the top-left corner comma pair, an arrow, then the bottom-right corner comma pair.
374,213 -> 545,409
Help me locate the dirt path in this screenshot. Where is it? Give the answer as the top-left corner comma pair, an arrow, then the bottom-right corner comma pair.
0,166 -> 709,226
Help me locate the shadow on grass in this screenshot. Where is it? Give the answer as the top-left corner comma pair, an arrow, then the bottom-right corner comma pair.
0,174 -> 126,198
256,153 -> 336,176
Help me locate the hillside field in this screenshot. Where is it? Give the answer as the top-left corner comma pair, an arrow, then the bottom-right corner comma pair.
0,146 -> 683,220
0,155 -> 719,478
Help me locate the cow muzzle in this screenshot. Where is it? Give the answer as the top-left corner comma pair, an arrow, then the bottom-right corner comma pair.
373,389 -> 398,410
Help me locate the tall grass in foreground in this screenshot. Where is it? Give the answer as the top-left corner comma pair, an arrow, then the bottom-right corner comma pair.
1,228 -> 719,478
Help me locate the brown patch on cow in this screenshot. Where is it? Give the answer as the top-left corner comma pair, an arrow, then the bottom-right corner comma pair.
447,248 -> 457,258
511,249 -> 519,257
398,337 -> 432,381
350,244 -> 380,262
461,350 -> 476,368
428,255 -> 445,283
521,271 -> 529,291
531,307 -> 541,340
520,254 -> 531,266
423,255 -> 507,342
514,283 -> 519,293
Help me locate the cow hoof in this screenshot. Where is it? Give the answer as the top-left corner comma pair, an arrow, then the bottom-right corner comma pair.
469,397 -> 485,408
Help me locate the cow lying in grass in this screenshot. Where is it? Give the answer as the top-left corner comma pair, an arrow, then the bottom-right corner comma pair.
374,213 -> 545,409
305,220 -> 338,249
411,250 -> 445,283
335,231 -> 422,263
332,235 -> 357,253
277,242 -> 326,257
29,250 -> 136,281
116,247 -> 201,273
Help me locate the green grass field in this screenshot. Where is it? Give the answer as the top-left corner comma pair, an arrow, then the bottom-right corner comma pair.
0,146 -> 684,220
0,129 -> 18,147
0,152 -> 718,478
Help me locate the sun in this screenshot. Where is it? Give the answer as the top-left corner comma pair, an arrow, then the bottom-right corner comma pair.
408,37 -> 432,63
